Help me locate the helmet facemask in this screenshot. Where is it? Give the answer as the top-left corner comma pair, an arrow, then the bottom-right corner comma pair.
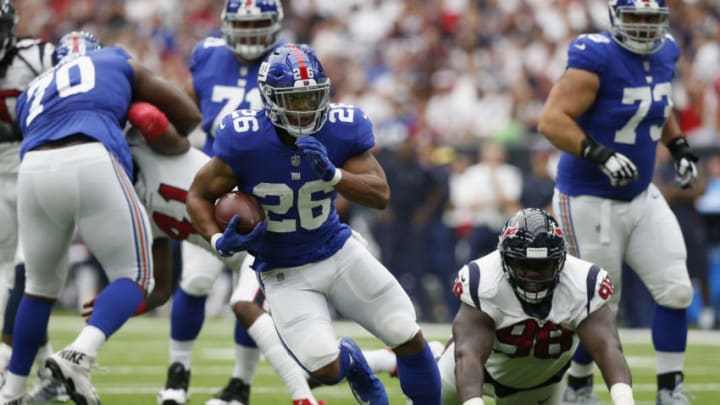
261,80 -> 330,137
221,0 -> 283,60
499,208 -> 567,306
609,1 -> 669,55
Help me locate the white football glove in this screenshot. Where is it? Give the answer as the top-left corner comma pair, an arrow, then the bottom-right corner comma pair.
600,152 -> 639,187
667,136 -> 699,189
581,137 -> 638,187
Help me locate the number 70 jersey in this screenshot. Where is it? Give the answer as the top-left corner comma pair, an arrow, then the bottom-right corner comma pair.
453,251 -> 614,389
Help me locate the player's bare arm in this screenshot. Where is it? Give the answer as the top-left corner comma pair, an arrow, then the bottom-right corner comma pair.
128,59 -> 201,136
334,150 -> 390,210
537,68 -> 600,156
184,76 -> 200,107
576,304 -> 632,388
187,157 -> 238,241
453,302 -> 495,402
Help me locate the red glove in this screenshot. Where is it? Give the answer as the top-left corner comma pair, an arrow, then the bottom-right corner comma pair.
128,102 -> 169,141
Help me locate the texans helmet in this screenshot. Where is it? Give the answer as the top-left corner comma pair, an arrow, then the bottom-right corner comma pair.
608,0 -> 669,55
221,0 -> 283,60
0,0 -> 17,62
498,208 -> 567,305
258,44 -> 330,137
51,31 -> 102,66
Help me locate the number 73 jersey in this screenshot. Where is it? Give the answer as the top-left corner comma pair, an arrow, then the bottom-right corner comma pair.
555,31 -> 680,202
453,251 -> 614,389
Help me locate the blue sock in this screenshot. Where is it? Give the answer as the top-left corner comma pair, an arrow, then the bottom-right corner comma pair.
652,304 -> 687,352
8,297 -> 52,376
572,342 -> 593,364
170,288 -> 206,341
396,342 -> 441,405
2,264 -> 25,336
234,321 -> 257,348
88,278 -> 143,337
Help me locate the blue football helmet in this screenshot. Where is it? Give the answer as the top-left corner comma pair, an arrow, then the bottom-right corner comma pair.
258,44 -> 330,137
51,31 -> 102,66
221,0 -> 283,60
498,208 -> 567,305
0,0 -> 17,61
608,0 -> 669,55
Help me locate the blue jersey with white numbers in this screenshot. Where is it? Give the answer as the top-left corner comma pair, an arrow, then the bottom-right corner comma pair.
555,32 -> 680,201
213,104 -> 374,272
17,47 -> 135,178
189,37 -> 283,156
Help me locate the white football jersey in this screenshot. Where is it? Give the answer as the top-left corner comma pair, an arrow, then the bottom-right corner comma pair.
454,251 -> 613,389
0,38 -> 54,174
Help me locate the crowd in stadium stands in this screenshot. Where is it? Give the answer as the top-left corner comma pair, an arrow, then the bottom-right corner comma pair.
15,0 -> 720,327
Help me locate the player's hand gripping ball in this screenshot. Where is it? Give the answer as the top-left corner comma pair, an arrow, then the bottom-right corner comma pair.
214,191 -> 265,234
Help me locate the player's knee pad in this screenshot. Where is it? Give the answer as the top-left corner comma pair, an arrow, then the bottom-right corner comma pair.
179,273 -> 216,296
655,283 -> 694,309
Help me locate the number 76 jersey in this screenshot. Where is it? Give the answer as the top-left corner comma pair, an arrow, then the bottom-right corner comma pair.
453,251 -> 614,389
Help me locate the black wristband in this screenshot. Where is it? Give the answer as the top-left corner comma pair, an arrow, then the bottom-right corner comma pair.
581,137 -> 613,164
666,136 -> 698,162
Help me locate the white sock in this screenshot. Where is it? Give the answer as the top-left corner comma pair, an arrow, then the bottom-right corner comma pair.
656,351 -> 685,375
363,348 -> 396,374
71,325 -> 106,357
568,361 -> 594,378
34,342 -> 53,371
231,344 -> 260,383
169,339 -> 195,369
3,371 -> 27,396
0,342 -> 12,370
247,313 -> 313,400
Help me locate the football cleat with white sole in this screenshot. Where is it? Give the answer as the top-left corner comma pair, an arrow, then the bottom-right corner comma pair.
204,378 -> 249,405
26,367 -> 70,403
340,337 -> 388,405
45,347 -> 100,405
157,362 -> 190,405
0,390 -> 25,405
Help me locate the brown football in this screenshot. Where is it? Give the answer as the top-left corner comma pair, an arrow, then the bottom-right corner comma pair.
214,191 -> 265,234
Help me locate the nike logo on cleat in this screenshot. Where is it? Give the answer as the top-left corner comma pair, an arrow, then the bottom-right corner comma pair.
59,350 -> 85,365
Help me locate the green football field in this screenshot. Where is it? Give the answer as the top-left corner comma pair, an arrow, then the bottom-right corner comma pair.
40,314 -> 719,405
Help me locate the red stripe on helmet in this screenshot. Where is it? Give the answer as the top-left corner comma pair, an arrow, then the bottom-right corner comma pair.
287,44 -> 309,80
72,32 -> 79,53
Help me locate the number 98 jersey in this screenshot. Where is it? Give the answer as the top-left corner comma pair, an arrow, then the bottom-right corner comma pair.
453,251 -> 613,389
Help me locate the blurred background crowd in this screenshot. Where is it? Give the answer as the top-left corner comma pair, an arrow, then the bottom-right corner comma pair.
15,0 -> 720,328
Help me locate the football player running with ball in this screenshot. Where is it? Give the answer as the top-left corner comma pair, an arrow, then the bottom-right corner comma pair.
538,1 -> 696,404
187,43 -> 442,405
157,2 -> 308,404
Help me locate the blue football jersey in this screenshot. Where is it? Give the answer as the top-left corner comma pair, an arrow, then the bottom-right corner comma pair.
17,47 -> 135,178
213,103 -> 375,271
555,32 -> 680,201
189,37 -> 283,156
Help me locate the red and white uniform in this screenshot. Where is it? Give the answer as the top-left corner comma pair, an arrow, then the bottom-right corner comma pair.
130,141 -> 249,296
439,252 -> 614,405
